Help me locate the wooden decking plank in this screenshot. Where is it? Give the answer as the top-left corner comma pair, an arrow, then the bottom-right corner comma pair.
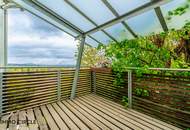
75,98 -> 131,130
26,109 -> 38,130
88,94 -> 181,130
40,105 -> 59,130
63,100 -> 101,130
34,107 -> 48,130
89,94 -> 181,130
85,95 -> 160,130
0,114 -> 10,130
46,104 -> 69,130
81,96 -> 148,130
88,95 -> 171,129
57,101 -> 90,130
67,100 -> 110,130
72,99 -> 119,130
128,109 -> 182,130
52,103 -> 80,130
18,111 -> 28,130
9,112 -> 18,130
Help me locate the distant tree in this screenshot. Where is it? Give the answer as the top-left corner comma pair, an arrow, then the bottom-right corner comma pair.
76,44 -> 109,67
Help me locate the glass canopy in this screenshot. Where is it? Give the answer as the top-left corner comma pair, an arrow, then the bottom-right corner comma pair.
11,0 -> 190,47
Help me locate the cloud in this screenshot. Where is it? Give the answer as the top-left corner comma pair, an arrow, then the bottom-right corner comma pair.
8,9 -> 78,65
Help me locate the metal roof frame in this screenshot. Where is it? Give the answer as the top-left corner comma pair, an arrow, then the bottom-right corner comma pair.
10,0 -> 171,44
10,0 -> 82,36
84,0 -> 170,36
154,6 -> 168,32
101,0 -> 137,38
64,0 -> 118,43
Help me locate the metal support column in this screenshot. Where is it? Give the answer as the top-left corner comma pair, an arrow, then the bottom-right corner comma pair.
128,70 -> 132,108
0,0 -> 7,67
0,0 -> 7,114
57,70 -> 61,101
70,35 -> 86,99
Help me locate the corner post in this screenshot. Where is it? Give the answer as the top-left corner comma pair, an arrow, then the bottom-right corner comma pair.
128,70 -> 132,108
0,0 -> 8,114
70,35 -> 85,99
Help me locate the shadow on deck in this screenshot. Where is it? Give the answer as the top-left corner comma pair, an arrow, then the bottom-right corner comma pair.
0,94 -> 182,130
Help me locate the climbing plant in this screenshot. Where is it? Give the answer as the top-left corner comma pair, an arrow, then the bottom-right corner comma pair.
99,20 -> 190,107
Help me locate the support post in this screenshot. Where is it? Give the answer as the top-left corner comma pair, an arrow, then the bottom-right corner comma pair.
57,70 -> 61,101
70,35 -> 85,99
128,70 -> 132,108
0,0 -> 7,67
92,71 -> 96,94
0,0 -> 7,114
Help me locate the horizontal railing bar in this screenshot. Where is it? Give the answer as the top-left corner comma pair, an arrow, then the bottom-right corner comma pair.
0,66 -> 90,69
92,67 -> 190,72
126,67 -> 190,72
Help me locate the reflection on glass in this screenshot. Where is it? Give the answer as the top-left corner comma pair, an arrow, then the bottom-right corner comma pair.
105,23 -> 134,41
90,31 -> 111,45
85,36 -> 99,47
161,0 -> 190,30
38,0 -> 95,31
126,10 -> 163,36
69,0 -> 115,25
107,0 -> 150,15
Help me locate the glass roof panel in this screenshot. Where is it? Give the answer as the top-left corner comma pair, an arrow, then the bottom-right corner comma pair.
126,10 -> 163,36
161,0 -> 190,30
85,37 -> 99,47
90,31 -> 112,45
37,0 -> 95,32
104,23 -> 134,41
107,0 -> 150,15
69,0 -> 115,25
15,0 -> 78,37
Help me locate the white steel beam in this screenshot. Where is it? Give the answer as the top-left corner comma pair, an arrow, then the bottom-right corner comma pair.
70,35 -> 85,99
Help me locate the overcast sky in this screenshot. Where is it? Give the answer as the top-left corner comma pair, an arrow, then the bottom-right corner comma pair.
8,9 -> 78,66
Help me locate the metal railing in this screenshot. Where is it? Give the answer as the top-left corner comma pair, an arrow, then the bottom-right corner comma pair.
0,67 -> 91,115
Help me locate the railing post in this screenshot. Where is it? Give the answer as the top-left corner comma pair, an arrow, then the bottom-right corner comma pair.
57,70 -> 61,101
128,70 -> 132,108
92,71 -> 96,94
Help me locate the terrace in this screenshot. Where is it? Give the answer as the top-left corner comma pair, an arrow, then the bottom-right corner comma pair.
0,0 -> 190,130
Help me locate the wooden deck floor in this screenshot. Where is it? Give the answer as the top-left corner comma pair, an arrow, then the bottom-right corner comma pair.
0,94 -> 182,130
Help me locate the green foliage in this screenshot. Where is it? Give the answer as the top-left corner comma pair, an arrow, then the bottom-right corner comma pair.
134,88 -> 149,97
122,96 -> 128,107
102,18 -> 190,107
105,36 -> 172,76
113,73 -> 125,88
